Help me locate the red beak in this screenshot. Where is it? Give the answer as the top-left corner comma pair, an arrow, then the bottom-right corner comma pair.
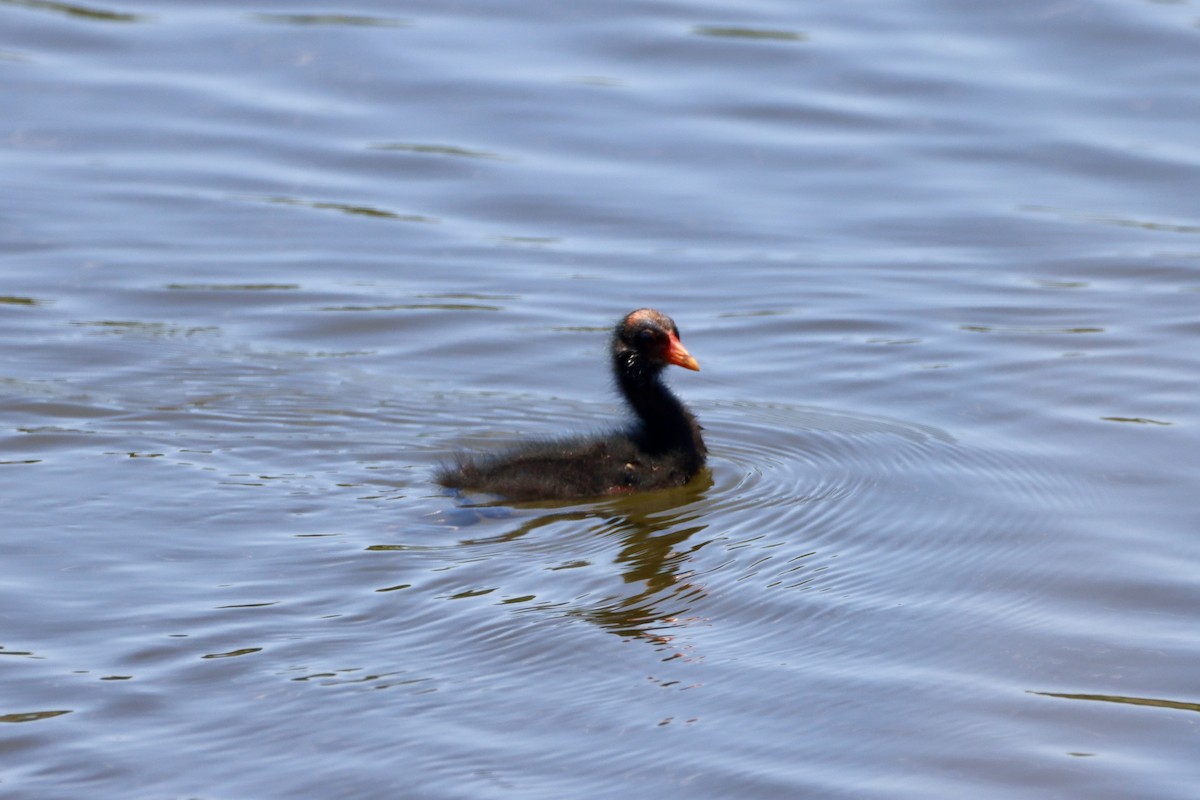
665,332 -> 700,371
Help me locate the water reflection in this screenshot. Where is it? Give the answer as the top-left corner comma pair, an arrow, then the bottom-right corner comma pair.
1,0 -> 145,23
0,710 -> 72,723
572,474 -> 714,646
248,13 -> 409,28
410,474 -> 715,646
691,25 -> 807,42
166,283 -> 300,291
369,142 -> 509,161
960,324 -> 1105,335
69,320 -> 219,338
251,195 -> 438,224
1019,205 -> 1200,235
1031,690 -> 1200,714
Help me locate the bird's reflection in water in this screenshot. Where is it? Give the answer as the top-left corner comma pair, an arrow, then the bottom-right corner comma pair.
444,471 -> 714,649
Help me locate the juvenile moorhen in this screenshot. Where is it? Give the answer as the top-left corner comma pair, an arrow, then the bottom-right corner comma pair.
437,308 -> 706,500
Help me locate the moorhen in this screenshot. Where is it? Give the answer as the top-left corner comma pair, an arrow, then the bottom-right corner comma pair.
438,308 -> 706,500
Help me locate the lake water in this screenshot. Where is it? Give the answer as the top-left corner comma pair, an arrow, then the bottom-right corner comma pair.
3,1 -> 1198,798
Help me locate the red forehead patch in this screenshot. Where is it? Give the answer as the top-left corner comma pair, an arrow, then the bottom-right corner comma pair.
625,308 -> 664,327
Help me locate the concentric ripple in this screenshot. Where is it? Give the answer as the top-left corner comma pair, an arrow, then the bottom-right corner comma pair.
426,394 -> 1094,653
686,399 -> 1093,619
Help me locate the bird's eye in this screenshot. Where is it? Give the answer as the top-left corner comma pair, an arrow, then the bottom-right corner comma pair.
636,329 -> 656,345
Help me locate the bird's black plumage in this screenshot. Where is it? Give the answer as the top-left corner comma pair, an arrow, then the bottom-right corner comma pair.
437,308 -> 706,501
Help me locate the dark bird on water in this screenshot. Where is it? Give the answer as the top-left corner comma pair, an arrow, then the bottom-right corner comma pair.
437,308 -> 707,501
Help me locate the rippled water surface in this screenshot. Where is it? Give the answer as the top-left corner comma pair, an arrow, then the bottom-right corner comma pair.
4,1 -> 1199,798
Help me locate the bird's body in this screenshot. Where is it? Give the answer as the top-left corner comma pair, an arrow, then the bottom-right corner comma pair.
437,309 -> 706,501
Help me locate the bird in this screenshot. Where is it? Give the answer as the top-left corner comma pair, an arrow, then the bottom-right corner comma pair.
437,308 -> 706,501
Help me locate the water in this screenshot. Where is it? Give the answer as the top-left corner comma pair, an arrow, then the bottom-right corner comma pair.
3,0 -> 1199,797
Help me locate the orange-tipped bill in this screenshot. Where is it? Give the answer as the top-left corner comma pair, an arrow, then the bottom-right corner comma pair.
666,332 -> 700,371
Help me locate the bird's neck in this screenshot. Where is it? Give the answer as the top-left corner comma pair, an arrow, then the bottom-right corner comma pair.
617,369 -> 703,457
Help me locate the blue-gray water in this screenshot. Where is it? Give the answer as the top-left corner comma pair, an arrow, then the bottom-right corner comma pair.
3,1 -> 1199,798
